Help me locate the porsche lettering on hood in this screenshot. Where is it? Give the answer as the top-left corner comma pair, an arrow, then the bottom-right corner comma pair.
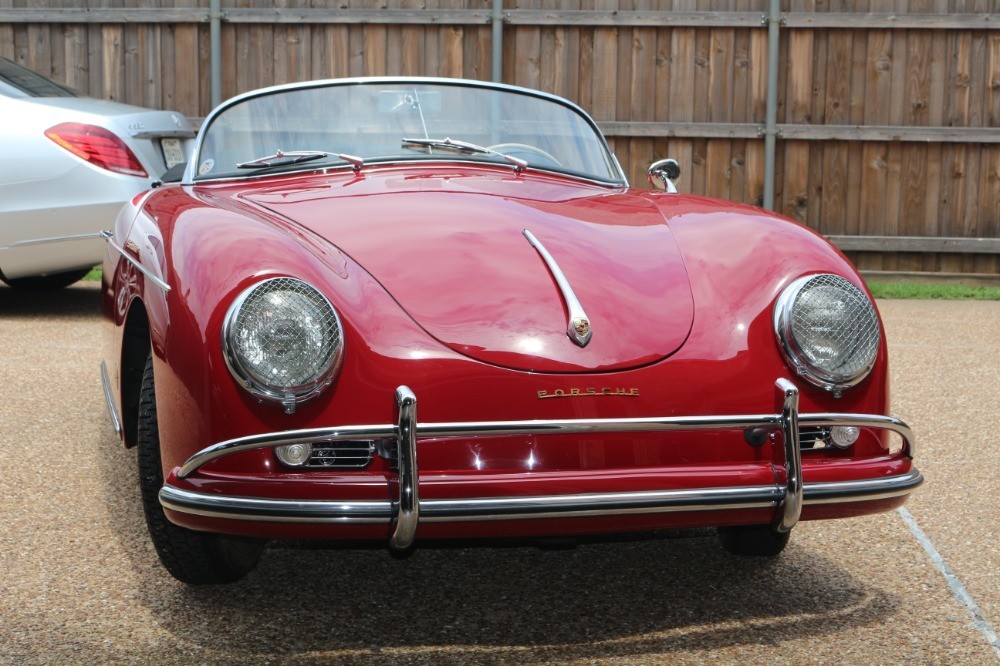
243,173 -> 695,373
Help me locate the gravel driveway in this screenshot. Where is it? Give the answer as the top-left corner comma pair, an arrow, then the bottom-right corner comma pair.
0,283 -> 997,664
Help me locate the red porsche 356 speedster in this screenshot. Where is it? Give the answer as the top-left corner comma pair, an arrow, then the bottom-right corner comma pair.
100,77 -> 921,584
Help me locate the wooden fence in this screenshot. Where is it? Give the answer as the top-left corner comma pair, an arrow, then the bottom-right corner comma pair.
2,1 -> 999,281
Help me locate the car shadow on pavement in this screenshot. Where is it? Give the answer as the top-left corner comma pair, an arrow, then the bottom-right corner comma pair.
0,282 -> 102,319
94,428 -> 898,663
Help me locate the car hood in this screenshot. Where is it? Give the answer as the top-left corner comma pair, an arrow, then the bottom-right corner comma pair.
242,169 -> 694,373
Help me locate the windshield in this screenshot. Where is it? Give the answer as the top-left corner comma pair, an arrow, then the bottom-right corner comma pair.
193,80 -> 621,183
0,57 -> 80,98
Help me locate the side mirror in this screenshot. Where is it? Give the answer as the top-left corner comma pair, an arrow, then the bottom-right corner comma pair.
648,158 -> 680,193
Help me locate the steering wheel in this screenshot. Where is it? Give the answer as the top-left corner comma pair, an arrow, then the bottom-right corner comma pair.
488,143 -> 562,168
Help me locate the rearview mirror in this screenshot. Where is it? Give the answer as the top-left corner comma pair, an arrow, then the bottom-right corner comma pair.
648,158 -> 680,193
377,90 -> 443,115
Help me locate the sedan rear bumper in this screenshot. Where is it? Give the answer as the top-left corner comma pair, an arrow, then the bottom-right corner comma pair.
159,379 -> 919,547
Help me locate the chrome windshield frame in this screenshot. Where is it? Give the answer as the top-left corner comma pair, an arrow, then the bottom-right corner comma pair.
181,76 -> 629,187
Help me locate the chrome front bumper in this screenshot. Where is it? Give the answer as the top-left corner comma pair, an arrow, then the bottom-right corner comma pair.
159,379 -> 920,549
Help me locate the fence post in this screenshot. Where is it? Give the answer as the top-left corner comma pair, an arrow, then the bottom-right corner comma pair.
491,0 -> 504,82
763,0 -> 781,211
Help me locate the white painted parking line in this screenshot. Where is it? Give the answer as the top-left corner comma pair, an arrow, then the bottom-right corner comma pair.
898,507 -> 1000,659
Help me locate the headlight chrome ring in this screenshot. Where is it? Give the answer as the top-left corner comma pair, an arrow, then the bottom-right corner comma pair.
222,277 -> 344,413
773,274 -> 881,394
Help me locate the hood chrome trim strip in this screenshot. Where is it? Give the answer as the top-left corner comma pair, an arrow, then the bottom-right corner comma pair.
522,228 -> 592,348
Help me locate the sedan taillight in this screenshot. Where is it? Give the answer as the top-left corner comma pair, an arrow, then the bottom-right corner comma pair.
44,122 -> 148,177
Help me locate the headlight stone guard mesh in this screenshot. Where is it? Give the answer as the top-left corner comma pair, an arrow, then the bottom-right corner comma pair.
223,277 -> 344,410
775,274 -> 881,391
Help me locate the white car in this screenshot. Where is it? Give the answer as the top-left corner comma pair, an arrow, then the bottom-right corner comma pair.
0,57 -> 195,290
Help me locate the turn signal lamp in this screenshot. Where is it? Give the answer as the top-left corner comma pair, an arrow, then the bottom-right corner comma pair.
830,425 -> 860,449
276,443 -> 312,467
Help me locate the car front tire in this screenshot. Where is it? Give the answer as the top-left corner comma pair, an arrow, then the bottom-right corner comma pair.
717,525 -> 791,557
137,355 -> 264,585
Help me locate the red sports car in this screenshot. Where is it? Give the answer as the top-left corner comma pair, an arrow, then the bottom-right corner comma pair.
100,77 -> 921,585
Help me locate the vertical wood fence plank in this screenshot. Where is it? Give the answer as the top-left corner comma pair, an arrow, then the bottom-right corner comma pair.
630,26 -> 654,123
706,139 -> 732,200
946,145 -> 969,272
674,138 -> 696,195
514,17 -> 541,89
782,29 -> 812,223
978,147 -> 1000,274
394,0 -> 423,76
0,3 -> 997,278
26,0 -> 50,76
985,34 -> 1000,276
962,32 -> 989,274
589,1 -> 617,123
689,138 -> 706,196
728,138 -> 746,204
0,0 -> 12,61
989,33 -> 1000,126
169,0 -> 197,116
669,27 -> 695,123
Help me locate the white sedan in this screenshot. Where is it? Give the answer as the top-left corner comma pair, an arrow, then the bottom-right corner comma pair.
0,57 -> 195,290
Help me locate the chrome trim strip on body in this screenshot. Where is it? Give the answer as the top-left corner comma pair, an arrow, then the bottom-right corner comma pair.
12,231 -> 104,247
183,76 -> 628,186
774,378 -> 803,533
100,230 -> 172,293
100,361 -> 122,438
176,410 -> 914,481
177,415 -> 782,480
177,424 -> 398,479
130,129 -> 196,140
522,228 -> 593,348
177,159 -> 627,190
158,471 -> 921,525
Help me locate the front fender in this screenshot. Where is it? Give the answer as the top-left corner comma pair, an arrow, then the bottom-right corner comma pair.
136,185 -> 447,476
643,192 -> 889,417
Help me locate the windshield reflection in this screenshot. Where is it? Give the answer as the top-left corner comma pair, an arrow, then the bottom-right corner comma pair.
194,81 -> 620,183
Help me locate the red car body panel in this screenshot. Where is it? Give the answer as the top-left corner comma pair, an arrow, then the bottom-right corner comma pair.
102,160 -> 915,545
243,171 -> 695,373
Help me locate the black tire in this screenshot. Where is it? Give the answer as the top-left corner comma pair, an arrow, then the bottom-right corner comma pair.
137,355 -> 264,584
0,267 -> 91,291
717,525 -> 790,557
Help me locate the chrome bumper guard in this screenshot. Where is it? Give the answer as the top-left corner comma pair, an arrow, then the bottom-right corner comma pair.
160,379 -> 919,549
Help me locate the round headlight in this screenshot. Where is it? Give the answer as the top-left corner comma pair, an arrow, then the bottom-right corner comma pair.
223,277 -> 344,413
773,274 -> 880,393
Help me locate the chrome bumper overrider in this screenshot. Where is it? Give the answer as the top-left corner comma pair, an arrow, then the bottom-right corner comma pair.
160,379 -> 919,549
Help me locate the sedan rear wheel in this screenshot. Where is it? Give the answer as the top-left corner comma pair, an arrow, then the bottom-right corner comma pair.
137,355 -> 264,585
0,267 -> 92,291
717,525 -> 790,557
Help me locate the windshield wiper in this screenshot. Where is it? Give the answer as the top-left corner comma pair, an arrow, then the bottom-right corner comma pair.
402,137 -> 527,172
234,150 -> 367,176
237,149 -> 329,170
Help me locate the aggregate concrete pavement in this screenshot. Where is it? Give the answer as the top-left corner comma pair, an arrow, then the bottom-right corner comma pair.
0,282 -> 997,664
